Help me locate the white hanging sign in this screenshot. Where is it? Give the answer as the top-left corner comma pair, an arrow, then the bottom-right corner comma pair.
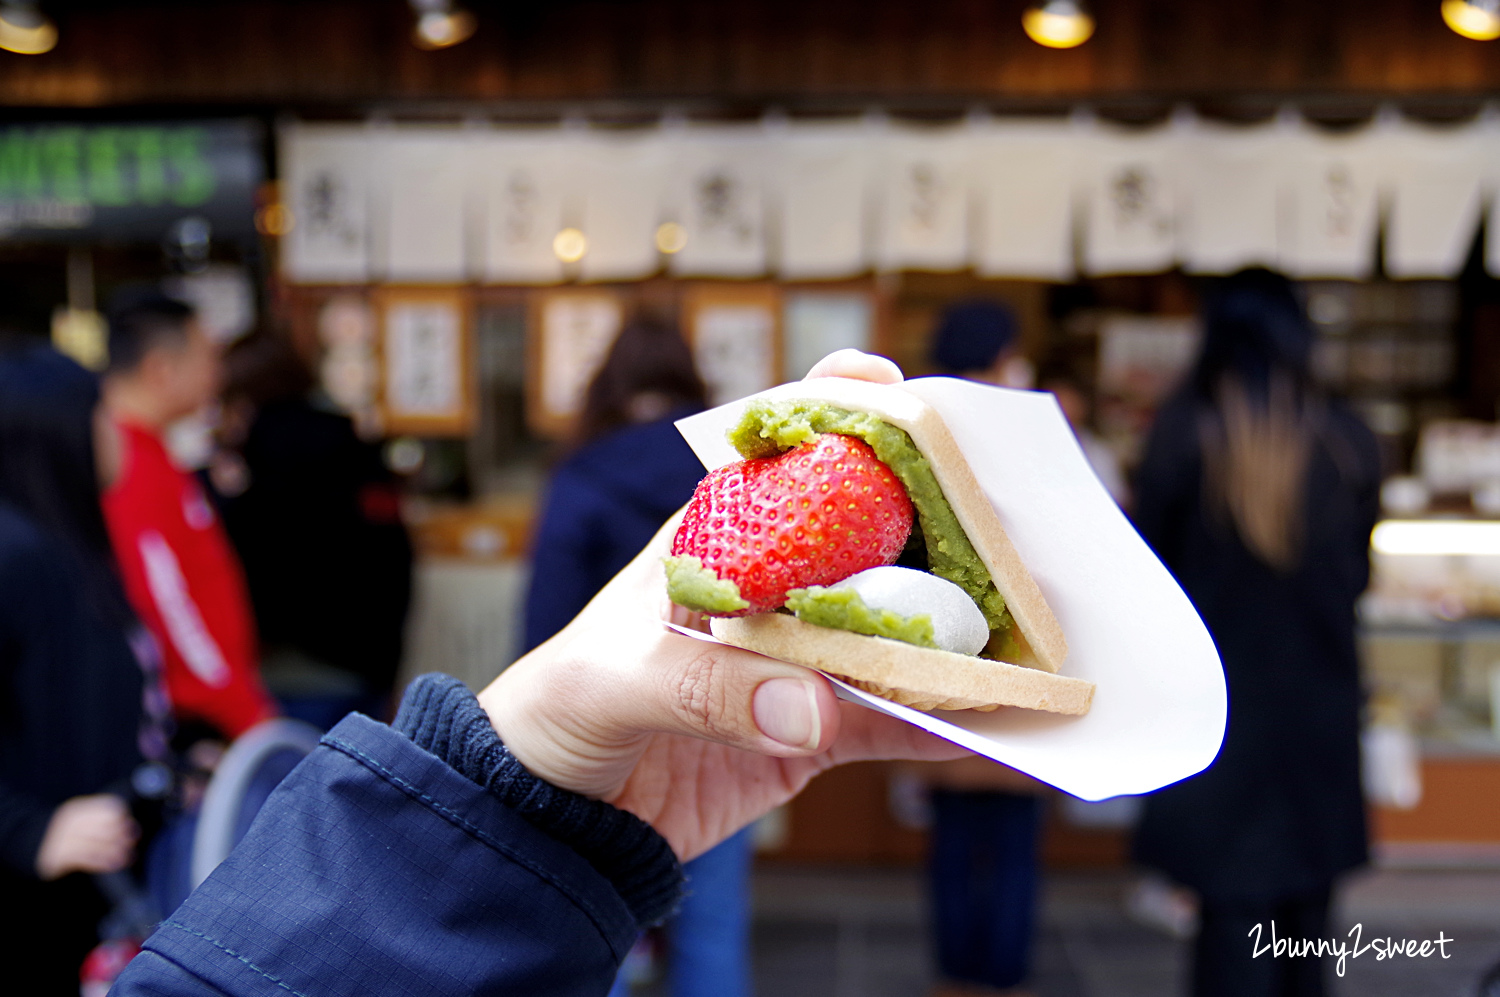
1279,123 -> 1383,280
1178,122 -> 1286,275
578,133 -> 668,283
776,124 -> 872,281
381,128 -> 471,283
281,126 -> 372,283
973,120 -> 1076,281
1383,119 -> 1486,280
480,130 -> 572,285
1080,123 -> 1181,277
875,125 -> 973,273
668,130 -> 769,278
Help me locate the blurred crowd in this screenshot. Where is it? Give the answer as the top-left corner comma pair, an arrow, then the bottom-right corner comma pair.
0,267 -> 1387,997
0,281 -> 413,993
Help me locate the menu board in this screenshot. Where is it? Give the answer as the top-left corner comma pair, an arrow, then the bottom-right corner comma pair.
528,289 -> 624,436
375,288 -> 474,436
783,292 -> 873,381
684,285 -> 781,407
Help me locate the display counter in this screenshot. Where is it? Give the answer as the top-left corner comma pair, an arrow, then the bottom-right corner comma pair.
397,497 -> 535,694
1361,618 -> 1500,865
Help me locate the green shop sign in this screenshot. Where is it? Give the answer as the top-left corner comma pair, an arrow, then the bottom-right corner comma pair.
0,119 -> 261,241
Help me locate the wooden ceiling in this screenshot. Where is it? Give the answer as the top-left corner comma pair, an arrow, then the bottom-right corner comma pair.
3,0 -> 1497,112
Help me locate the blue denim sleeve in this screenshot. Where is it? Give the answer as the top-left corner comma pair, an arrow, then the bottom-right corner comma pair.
112,712 -> 642,997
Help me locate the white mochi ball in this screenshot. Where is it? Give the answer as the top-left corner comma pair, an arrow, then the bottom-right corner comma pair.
833,566 -> 989,656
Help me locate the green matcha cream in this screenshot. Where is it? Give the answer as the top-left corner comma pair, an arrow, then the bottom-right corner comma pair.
663,554 -> 749,615
666,399 -> 1013,650
783,585 -> 938,648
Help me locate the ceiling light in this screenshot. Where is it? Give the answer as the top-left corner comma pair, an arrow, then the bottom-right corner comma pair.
1022,0 -> 1095,49
1371,520 -> 1500,556
553,228 -> 587,264
1442,0 -> 1500,39
0,2 -> 57,55
410,0 -> 475,51
655,222 -> 688,255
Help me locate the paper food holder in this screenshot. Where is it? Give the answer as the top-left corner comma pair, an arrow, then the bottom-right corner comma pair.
672,376 -> 1227,803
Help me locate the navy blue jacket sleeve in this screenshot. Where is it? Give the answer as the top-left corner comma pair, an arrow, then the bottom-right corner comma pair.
110,697 -> 673,997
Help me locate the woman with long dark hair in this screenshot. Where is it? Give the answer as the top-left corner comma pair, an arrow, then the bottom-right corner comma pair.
1131,269 -> 1380,997
523,313 -> 754,997
0,338 -> 161,992
524,314 -> 711,647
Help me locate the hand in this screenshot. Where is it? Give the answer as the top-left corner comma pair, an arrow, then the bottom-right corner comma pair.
480,350 -> 968,861
35,794 -> 139,880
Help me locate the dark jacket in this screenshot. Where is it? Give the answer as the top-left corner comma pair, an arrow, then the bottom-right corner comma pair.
524,413 -> 705,651
0,502 -> 144,874
111,674 -> 682,997
1131,392 -> 1380,901
219,399 -> 413,695
0,502 -> 145,992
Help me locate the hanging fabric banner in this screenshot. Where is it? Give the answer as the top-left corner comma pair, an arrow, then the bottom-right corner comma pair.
972,120 -> 1076,281
276,111 -> 1500,286
1383,118 -> 1487,279
1279,120 -> 1383,280
1080,121 -> 1182,277
281,125 -> 372,283
577,131 -> 668,283
875,124 -> 973,273
775,123 -> 872,281
380,127 -> 471,283
668,128 -> 769,278
480,129 -> 572,285
1178,121 -> 1286,275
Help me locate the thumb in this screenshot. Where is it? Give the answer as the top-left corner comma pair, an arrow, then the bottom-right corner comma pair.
625,630 -> 843,756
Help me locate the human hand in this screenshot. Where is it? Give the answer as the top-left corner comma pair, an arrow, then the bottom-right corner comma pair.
480,350 -> 968,861
35,794 -> 139,880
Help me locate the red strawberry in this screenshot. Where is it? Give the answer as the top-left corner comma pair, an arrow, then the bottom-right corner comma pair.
671,433 -> 914,614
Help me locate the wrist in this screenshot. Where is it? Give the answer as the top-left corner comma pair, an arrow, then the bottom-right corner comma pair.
477,651 -> 649,802
394,674 -> 683,928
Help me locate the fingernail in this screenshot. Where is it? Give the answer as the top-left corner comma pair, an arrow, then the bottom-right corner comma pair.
753,678 -> 822,751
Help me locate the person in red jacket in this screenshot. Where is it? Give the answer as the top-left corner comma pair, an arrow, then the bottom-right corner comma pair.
100,290 -> 276,740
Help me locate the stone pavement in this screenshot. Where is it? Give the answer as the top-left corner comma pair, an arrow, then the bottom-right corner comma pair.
636,867 -> 1500,997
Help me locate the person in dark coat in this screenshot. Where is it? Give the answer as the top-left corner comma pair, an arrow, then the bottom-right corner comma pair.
524,317 -> 710,651
524,314 -> 753,997
212,334 -> 413,724
0,340 -> 160,994
1131,269 -> 1380,997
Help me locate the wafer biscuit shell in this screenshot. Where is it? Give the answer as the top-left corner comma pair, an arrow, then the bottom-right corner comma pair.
711,613 -> 1093,715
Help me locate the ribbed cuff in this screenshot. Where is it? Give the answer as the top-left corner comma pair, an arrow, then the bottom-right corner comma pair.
392,673 -> 683,928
